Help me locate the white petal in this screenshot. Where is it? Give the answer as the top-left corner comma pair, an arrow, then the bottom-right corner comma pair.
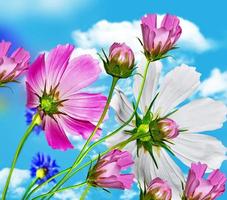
133,59 -> 162,113
170,133 -> 227,171
110,89 -> 134,127
134,148 -> 185,200
154,64 -> 201,117
171,98 -> 227,132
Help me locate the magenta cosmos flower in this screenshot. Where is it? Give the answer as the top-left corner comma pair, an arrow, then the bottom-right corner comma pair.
141,178 -> 172,200
184,162 -> 226,200
141,14 -> 182,60
0,41 -> 30,86
26,44 -> 107,151
87,149 -> 134,189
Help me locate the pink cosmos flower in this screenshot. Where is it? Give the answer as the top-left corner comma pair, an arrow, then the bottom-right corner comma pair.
26,44 -> 107,151
184,162 -> 226,200
0,41 -> 30,86
141,14 -> 182,60
88,149 -> 134,189
142,177 -> 172,200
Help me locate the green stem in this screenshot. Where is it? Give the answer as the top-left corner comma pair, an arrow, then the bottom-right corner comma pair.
80,184 -> 91,200
44,76 -> 119,200
32,182 -> 87,200
2,113 -> 40,200
22,178 -> 38,200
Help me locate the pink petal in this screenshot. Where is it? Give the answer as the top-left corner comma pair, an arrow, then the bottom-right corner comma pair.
26,82 -> 40,108
60,115 -> 101,140
45,44 -> 74,91
154,28 -> 170,50
141,14 -> 157,30
11,47 -> 30,67
61,92 -> 107,122
44,116 -> 73,151
26,54 -> 46,96
161,14 -> 180,31
0,41 -> 11,57
59,55 -> 101,99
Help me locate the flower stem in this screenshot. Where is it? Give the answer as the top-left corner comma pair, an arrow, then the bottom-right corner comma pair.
80,184 -> 91,200
32,182 -> 87,200
44,76 -> 119,200
21,178 -> 38,200
2,113 -> 40,200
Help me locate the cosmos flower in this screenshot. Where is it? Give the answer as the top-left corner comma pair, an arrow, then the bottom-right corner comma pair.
141,14 -> 182,60
25,108 -> 42,135
0,41 -> 30,86
87,149 -> 134,190
140,177 -> 172,200
107,60 -> 227,199
101,42 -> 135,78
26,44 -> 107,150
184,162 -> 226,200
30,153 -> 59,184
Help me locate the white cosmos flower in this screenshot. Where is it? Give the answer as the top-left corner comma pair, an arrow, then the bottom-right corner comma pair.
107,60 -> 227,200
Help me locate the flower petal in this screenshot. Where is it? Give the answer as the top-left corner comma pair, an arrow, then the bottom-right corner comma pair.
170,133 -> 227,171
61,92 -> 107,122
154,65 -> 201,117
26,82 -> 40,108
45,44 -> 74,91
11,47 -> 30,67
133,59 -> 162,113
26,54 -> 46,96
111,89 -> 134,126
44,116 -> 73,151
0,41 -> 11,57
134,148 -> 184,200
59,55 -> 101,99
171,98 -> 227,132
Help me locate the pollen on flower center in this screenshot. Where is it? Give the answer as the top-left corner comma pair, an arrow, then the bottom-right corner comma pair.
36,168 -> 47,179
40,95 -> 59,115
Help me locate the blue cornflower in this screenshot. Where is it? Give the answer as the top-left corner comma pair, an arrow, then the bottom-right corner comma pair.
25,108 -> 42,135
30,153 -> 60,184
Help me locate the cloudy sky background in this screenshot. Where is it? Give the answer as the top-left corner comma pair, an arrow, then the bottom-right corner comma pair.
0,0 -> 227,199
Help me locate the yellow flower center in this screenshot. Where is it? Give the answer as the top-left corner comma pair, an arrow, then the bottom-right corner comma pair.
36,168 -> 47,179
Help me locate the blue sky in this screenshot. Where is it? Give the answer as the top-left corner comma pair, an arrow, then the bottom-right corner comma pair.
0,0 -> 227,199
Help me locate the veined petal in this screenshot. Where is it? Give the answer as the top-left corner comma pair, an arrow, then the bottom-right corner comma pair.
60,115 -> 101,140
0,41 -> 11,57
44,116 -> 73,151
171,98 -> 227,132
154,65 -> 201,117
26,54 -> 46,96
11,47 -> 30,67
61,92 -> 107,122
169,133 -> 227,171
59,55 -> 101,99
45,44 -> 74,91
133,59 -> 162,113
26,82 -> 40,108
111,89 -> 134,126
134,148 -> 184,200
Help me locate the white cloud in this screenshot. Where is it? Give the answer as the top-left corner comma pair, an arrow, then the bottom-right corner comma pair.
0,168 -> 30,197
120,190 -> 138,200
199,68 -> 227,98
54,188 -> 82,200
72,16 -> 213,54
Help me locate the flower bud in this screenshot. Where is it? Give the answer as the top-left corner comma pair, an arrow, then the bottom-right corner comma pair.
158,118 -> 179,139
87,149 -> 134,189
140,14 -> 182,61
141,178 -> 172,200
101,43 -> 135,78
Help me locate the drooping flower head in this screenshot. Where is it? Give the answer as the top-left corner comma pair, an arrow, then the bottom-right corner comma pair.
184,162 -> 226,200
26,44 -> 107,150
140,178 -> 172,200
101,42 -> 135,78
30,153 -> 59,184
0,41 -> 30,86
141,14 -> 182,60
87,149 -> 134,190
25,108 -> 42,135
